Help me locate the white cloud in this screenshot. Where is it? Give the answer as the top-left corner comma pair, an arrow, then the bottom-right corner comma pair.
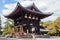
0,14 -> 7,28
15,0 -> 31,2
15,0 -> 24,2
2,3 -> 17,28
20,1 -> 33,7
34,1 -> 48,8
41,16 -> 58,22
44,1 -> 60,12
2,3 -> 17,16
2,0 -> 60,22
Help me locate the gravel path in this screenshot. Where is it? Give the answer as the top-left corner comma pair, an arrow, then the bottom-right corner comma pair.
0,37 -> 60,40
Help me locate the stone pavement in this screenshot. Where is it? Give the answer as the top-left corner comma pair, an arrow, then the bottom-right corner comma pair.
0,37 -> 60,40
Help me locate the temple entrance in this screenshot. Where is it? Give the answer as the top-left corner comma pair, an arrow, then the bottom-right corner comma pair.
23,24 -> 36,33
23,24 -> 28,33
15,23 -> 36,34
15,24 -> 24,36
5,2 -> 53,37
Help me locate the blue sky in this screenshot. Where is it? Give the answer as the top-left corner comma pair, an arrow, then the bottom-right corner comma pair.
0,0 -> 17,14
0,0 -> 60,27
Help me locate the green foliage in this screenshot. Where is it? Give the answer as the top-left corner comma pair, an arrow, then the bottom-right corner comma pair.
0,26 -> 2,31
2,19 -> 14,37
41,21 -> 53,28
48,25 -> 60,36
41,17 -> 60,36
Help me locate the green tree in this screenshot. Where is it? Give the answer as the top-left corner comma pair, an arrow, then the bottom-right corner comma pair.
2,19 -> 14,37
48,17 -> 60,36
41,21 -> 53,28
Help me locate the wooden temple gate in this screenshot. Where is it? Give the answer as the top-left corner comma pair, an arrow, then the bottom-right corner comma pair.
14,13 -> 40,35
5,2 -> 53,37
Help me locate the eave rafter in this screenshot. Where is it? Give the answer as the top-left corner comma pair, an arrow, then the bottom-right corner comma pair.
5,2 -> 53,19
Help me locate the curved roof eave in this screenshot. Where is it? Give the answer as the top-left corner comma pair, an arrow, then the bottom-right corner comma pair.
6,2 -> 53,19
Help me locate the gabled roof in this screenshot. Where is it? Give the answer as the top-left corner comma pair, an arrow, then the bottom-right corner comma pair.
5,2 -> 53,19
25,3 -> 41,12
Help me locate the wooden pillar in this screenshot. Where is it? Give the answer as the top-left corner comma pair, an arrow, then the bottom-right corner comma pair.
18,24 -> 24,35
35,18 -> 40,34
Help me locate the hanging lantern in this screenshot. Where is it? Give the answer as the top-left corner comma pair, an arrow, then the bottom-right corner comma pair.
32,16 -> 35,19
36,17 -> 38,20
30,23 -> 33,25
29,15 -> 31,19
25,14 -> 27,18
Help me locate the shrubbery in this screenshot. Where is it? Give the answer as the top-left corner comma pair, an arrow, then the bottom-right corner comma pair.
41,17 -> 60,36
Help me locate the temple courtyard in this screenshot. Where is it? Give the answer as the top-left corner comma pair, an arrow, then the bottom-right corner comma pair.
0,36 -> 60,40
